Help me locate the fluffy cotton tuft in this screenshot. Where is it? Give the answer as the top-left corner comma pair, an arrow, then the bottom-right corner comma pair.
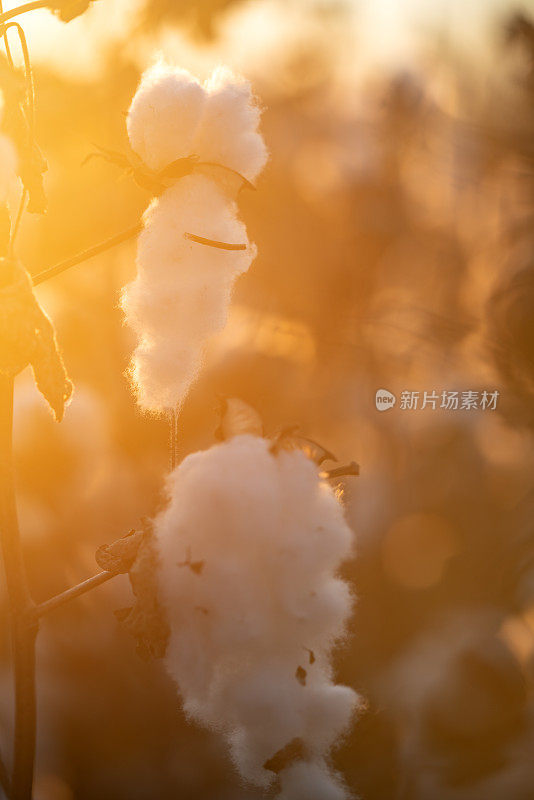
122,62 -> 268,412
153,435 -> 359,798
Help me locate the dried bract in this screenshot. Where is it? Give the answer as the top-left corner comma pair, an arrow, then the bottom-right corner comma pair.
0,259 -> 72,420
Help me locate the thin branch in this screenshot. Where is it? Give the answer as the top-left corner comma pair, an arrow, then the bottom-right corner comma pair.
34,570 -> 119,618
0,2 -> 48,26
31,223 -> 249,286
0,374 -> 37,800
31,223 -> 142,285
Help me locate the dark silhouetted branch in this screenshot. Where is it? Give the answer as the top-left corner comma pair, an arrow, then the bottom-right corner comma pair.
0,375 -> 37,800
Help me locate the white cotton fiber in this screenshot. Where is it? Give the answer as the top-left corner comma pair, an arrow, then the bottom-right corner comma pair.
153,435 -> 359,798
122,61 -> 268,412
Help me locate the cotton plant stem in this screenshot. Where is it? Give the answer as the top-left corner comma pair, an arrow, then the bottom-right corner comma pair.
32,224 -> 247,286
34,570 -> 118,618
0,375 -> 37,800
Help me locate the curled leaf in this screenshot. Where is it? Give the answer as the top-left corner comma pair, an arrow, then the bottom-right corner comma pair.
0,258 -> 72,420
95,529 -> 144,574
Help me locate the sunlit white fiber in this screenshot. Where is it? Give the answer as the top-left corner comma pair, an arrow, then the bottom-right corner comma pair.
154,434 -> 358,798
122,62 -> 267,412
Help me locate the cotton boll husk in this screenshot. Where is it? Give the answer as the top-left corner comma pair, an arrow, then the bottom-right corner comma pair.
154,435 -> 359,796
277,761 -> 350,800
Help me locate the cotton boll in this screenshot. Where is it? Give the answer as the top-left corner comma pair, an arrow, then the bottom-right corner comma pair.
154,435 -> 359,798
277,761 -> 350,800
123,60 -> 266,412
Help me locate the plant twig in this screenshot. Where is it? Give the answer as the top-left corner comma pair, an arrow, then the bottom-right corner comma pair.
31,223 -> 142,285
0,374 -> 37,800
0,2 -> 48,26
34,570 -> 118,618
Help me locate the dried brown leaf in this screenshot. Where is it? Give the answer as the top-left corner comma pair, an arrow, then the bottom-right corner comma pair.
95,529 -> 144,574
0,259 -> 72,420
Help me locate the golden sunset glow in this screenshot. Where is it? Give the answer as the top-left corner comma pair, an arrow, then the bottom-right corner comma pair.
1,1 -> 534,799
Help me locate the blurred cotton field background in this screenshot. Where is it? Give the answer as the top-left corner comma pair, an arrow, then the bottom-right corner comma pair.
2,0 -> 534,798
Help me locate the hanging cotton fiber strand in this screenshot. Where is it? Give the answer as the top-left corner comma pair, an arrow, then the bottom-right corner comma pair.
121,61 -> 268,412
153,434 -> 359,799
